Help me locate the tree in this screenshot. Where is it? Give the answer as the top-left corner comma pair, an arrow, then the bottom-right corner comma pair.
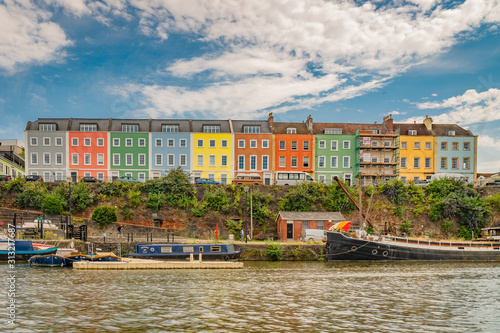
91,206 -> 118,229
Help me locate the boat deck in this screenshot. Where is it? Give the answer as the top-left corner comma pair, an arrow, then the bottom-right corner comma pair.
73,257 -> 243,270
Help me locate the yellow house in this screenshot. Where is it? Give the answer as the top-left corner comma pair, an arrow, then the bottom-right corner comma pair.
395,119 -> 435,183
191,120 -> 233,184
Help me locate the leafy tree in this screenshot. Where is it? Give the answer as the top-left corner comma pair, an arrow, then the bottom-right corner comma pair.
42,194 -> 64,215
92,206 -> 118,229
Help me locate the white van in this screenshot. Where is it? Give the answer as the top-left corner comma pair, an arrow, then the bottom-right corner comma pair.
301,229 -> 327,242
275,172 -> 314,186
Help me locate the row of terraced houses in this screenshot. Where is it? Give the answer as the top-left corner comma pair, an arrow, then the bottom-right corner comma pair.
23,114 -> 477,185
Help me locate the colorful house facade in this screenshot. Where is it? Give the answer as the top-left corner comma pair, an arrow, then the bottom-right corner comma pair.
0,139 -> 25,178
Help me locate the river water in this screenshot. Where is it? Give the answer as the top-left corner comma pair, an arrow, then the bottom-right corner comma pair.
2,261 -> 499,332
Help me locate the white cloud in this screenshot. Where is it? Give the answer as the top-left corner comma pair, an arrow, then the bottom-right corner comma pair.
477,135 -> 500,172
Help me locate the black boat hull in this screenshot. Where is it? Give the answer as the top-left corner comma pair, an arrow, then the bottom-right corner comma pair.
326,232 -> 500,261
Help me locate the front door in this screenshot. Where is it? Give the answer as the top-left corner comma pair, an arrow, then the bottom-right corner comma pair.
287,223 -> 293,239
71,172 -> 77,182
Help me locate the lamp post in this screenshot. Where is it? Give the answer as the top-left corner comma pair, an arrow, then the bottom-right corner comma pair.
243,186 -> 249,243
67,177 -> 72,239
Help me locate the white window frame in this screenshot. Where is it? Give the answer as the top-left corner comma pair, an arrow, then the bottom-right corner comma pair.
221,139 -> 228,148
84,138 -> 91,147
303,156 -> 309,168
291,141 -> 298,150
401,157 -> 407,168
238,155 -> 245,170
125,138 -> 133,147
250,155 -> 257,170
425,158 -> 431,169
318,140 -> 326,149
221,155 -> 228,167
113,154 -> 120,166
43,153 -> 50,165
155,138 -> 162,147
97,153 -> 104,166
97,138 -> 104,147
262,140 -> 269,148
250,140 -> 257,148
220,174 -> 228,184
55,153 -> 63,165
414,142 -> 420,150
113,138 -> 120,147
331,156 -> 338,168
279,156 -> 286,168
343,156 -> 350,168
343,141 -> 350,150
30,137 -> 38,146
209,139 -> 216,148
401,142 -> 407,150
279,141 -> 285,150
291,156 -> 298,168
138,173 -> 146,182
425,142 -> 431,150
180,139 -> 187,148
84,153 -> 91,166
72,138 -> 79,146
167,139 -> 175,148
318,156 -> 326,168
414,157 -> 420,169
167,154 -> 175,166
286,128 -> 296,134
155,154 -> 162,166
197,155 -> 204,167
262,155 -> 269,170
180,154 -> 187,166
238,140 -> 245,148
72,153 -> 79,166
197,139 -> 204,148
43,137 -> 50,146
125,154 -> 133,166
138,154 -> 146,166
97,173 -> 104,181
331,140 -> 338,151
209,155 -> 216,167
138,138 -> 146,147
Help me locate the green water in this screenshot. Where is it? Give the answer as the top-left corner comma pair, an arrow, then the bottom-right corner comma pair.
1,261 -> 499,332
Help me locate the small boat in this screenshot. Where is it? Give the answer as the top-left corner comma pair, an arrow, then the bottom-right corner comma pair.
91,254 -> 122,262
326,231 -> 500,261
29,254 -> 67,267
0,240 -> 58,262
127,243 -> 242,261
63,254 -> 92,267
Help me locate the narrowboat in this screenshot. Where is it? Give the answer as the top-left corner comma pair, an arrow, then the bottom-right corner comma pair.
127,243 -> 242,261
63,254 -> 92,267
29,254 -> 67,267
326,231 -> 500,261
0,240 -> 58,262
91,254 -> 122,262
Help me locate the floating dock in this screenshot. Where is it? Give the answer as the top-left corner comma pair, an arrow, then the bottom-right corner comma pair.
73,257 -> 243,270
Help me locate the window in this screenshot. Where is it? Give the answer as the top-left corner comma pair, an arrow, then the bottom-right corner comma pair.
43,153 -> 50,165
318,156 -> 325,168
209,155 -> 216,167
401,142 -> 407,150
343,156 -> 350,168
113,154 -> 120,166
331,141 -> 338,151
180,139 -> 187,148
414,158 -> 420,168
291,141 -> 298,150
221,155 -> 228,167
250,156 -> 257,170
197,155 -> 204,166
279,156 -> 286,168
113,138 -> 120,147
463,142 -> 470,150
331,156 -> 338,168
72,138 -> 79,146
126,154 -> 133,166
401,176 -> 407,183
203,125 -> 220,133
286,128 -> 296,134
318,140 -> 326,149
155,154 -> 162,166
250,140 -> 257,148
425,158 -> 431,169
162,125 -> 179,132
441,142 -> 448,150
262,156 -> 269,170
384,157 -> 390,163
446,130 -> 455,136
97,173 -> 104,181
43,137 -> 50,146
238,156 -> 245,169
343,141 -> 350,149
138,154 -> 145,166
84,138 -> 91,146
197,139 -> 204,148
165,139 -> 173,148
452,157 -> 458,169
79,124 -> 96,132
243,126 -> 260,133
318,175 -> 326,182
97,138 -> 104,147
125,138 -> 133,147
324,128 -> 342,134
138,173 -> 146,182
84,153 -> 91,165
155,139 -> 162,147
279,141 -> 285,150
414,142 -> 420,150
262,140 -> 269,148
220,174 -> 228,184
425,142 -> 431,150
180,154 -> 187,166
303,141 -> 310,151
463,157 -> 470,169
303,156 -> 309,168
122,124 -> 139,132
209,139 -> 216,148
72,153 -> 79,165
372,141 -> 378,147
302,221 -> 309,229
384,141 -> 391,147
167,154 -> 174,166
138,138 -> 146,147
401,157 -> 407,168
221,140 -> 228,148
440,157 -> 447,169
55,153 -> 63,165
452,142 -> 459,150
371,157 -> 378,163
31,137 -> 38,146
291,156 -> 298,167
55,172 -> 63,181
97,154 -> 104,166
408,130 -> 417,136
238,140 -> 245,148
39,123 -> 56,131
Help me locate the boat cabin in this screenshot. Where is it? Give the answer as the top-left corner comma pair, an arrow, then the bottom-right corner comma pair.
482,227 -> 500,240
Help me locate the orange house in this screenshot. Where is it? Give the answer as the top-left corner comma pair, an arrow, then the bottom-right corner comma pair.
272,121 -> 314,175
276,211 -> 344,241
68,120 -> 109,181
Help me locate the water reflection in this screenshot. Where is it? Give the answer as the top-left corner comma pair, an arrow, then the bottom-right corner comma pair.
2,262 -> 499,332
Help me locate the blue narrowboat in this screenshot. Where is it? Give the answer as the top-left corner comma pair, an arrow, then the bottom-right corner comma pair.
127,243 -> 242,261
63,254 -> 92,267
91,254 -> 122,262
29,254 -> 67,267
1,240 -> 57,262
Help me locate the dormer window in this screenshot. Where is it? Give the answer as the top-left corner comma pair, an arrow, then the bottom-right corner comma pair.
203,125 -> 220,133
243,125 -> 260,133
408,130 -> 417,136
122,124 -> 139,132
80,124 -> 97,132
286,128 -> 296,134
39,123 -> 56,131
162,124 -> 179,133
446,130 -> 455,136
324,128 -> 342,134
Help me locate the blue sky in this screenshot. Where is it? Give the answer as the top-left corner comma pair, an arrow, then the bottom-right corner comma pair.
1,0 -> 500,172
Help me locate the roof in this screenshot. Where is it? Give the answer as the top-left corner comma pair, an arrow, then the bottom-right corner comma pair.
277,211 -> 345,221
150,119 -> 191,132
68,118 -> 111,132
393,123 -> 474,136
312,122 -> 390,135
26,118 -> 70,131
231,120 -> 272,133
272,122 -> 311,134
393,123 -> 433,136
109,119 -> 151,132
191,119 -> 232,133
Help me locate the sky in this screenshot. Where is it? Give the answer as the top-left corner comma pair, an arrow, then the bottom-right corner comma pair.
1,0 -> 500,172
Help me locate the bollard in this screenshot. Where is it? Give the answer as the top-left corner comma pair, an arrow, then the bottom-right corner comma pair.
190,253 -> 194,262
199,253 -> 202,262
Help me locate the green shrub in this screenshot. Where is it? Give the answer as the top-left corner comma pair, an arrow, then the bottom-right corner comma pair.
15,182 -> 48,209
3,177 -> 26,193
71,183 -> 96,211
400,219 -> 412,233
128,190 -> 142,208
266,243 -> 284,261
486,193 -> 500,212
365,226 -> 375,234
204,186 -> 230,212
441,219 -> 455,237
224,219 -> 243,235
250,192 -> 274,224
42,194 -> 64,215
192,202 -> 208,217
91,206 -> 118,229
146,192 -> 166,211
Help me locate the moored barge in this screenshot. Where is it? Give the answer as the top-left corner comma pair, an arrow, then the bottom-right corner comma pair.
127,243 -> 241,261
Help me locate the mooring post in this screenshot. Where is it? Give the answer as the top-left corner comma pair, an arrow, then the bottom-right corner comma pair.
199,253 -> 202,262
190,253 -> 194,262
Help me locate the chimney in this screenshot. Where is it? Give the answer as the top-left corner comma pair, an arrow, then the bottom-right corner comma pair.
383,114 -> 393,131
306,114 -> 313,133
268,112 -> 274,130
423,115 -> 433,131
